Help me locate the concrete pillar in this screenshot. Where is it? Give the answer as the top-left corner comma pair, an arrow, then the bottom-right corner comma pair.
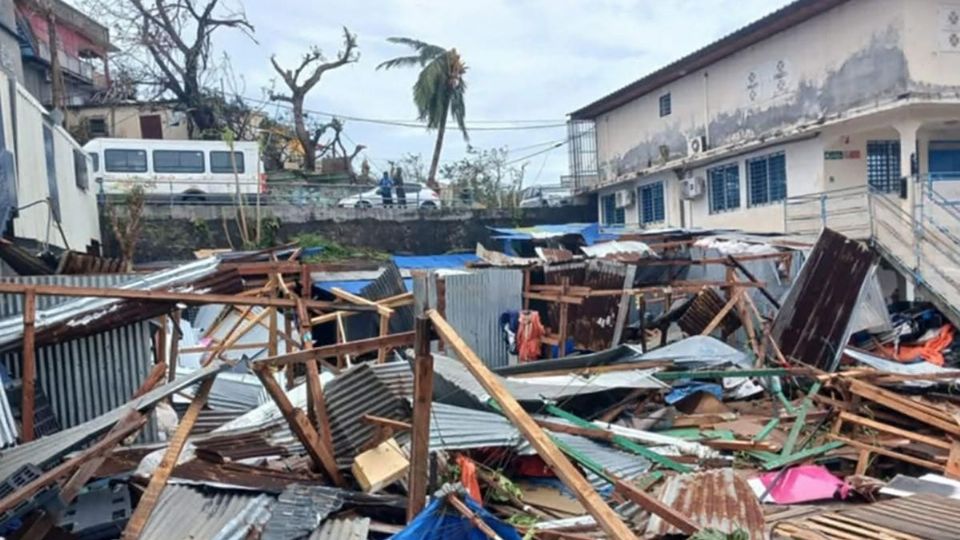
895,120 -> 921,210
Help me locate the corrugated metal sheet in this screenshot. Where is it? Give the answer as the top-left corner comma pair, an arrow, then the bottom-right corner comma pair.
1,321 -> 153,433
676,287 -> 741,336
139,485 -> 274,540
444,268 -> 522,368
0,274 -> 138,316
261,483 -> 343,540
429,402 -> 521,451
325,363 -> 412,468
773,493 -> 960,540
0,257 -> 221,348
344,262 -> 413,341
310,517 -> 370,540
0,381 -> 15,447
0,362 -> 226,479
771,228 -> 875,371
543,260 -> 634,351
517,432 -> 651,492
645,469 -> 765,539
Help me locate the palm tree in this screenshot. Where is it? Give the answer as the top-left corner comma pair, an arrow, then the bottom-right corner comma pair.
378,38 -> 467,188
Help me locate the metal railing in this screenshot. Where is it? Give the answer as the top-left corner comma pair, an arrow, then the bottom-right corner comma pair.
96,179 -> 461,209
784,179 -> 960,322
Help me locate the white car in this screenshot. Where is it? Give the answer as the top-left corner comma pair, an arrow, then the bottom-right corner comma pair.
337,183 -> 441,209
518,186 -> 573,208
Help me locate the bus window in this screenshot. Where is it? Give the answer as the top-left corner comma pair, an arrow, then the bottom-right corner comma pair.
104,149 -> 147,173
210,151 -> 245,173
153,150 -> 205,173
88,152 -> 99,173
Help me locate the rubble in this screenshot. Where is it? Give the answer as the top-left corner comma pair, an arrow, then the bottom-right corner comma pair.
0,226 -> 957,538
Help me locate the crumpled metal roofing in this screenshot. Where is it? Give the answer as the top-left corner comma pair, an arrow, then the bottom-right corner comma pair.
261,483 -> 343,540
310,517 -> 370,540
0,257 -> 221,348
139,484 -> 274,540
518,431 -> 652,492
645,468 -> 765,539
433,354 -> 660,407
429,402 -> 522,451
0,381 -> 14,448
0,361 -> 227,479
637,335 -> 751,369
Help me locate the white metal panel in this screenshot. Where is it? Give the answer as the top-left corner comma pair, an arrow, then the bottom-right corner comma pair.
444,268 -> 522,368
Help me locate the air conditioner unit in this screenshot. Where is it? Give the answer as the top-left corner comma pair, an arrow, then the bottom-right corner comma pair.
681,176 -> 705,200
688,135 -> 708,155
615,189 -> 634,208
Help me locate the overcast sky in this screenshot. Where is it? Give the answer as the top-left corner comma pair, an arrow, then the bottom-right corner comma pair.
194,1 -> 791,183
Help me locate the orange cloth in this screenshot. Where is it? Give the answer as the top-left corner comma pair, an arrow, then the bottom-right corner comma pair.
517,310 -> 544,362
881,324 -> 955,366
456,454 -> 482,502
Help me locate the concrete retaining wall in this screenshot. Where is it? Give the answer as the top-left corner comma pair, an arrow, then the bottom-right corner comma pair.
101,203 -> 598,262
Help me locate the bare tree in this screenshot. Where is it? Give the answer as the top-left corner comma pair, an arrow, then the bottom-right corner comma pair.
269,27 -> 358,172
314,118 -> 365,180
106,185 -> 146,271
83,0 -> 255,136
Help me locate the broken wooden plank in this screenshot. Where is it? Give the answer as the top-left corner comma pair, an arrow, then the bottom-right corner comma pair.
257,332 -> 415,367
21,288 -> 36,442
121,377 -> 216,539
253,366 -> 344,486
427,310 -> 638,540
613,477 -> 699,535
407,316 -> 433,521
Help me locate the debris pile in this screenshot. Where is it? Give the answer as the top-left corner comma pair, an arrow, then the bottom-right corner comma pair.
0,228 -> 957,539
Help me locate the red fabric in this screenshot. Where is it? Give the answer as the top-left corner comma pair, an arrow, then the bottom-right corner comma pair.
456,455 -> 482,502
517,310 -> 544,362
881,324 -> 955,366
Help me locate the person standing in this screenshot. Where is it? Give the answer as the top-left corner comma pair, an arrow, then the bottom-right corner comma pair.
379,171 -> 393,207
393,167 -> 407,208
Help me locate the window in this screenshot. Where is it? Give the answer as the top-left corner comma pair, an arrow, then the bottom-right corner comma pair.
747,152 -> 786,206
866,141 -> 900,192
88,152 -> 99,173
708,163 -> 740,213
88,117 -> 108,137
659,93 -> 671,117
638,181 -> 665,224
152,150 -> 205,173
210,151 -> 245,173
73,149 -> 88,191
601,193 -> 625,225
104,149 -> 147,173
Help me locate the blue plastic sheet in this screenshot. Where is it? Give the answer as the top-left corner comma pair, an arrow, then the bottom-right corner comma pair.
665,382 -> 723,405
389,496 -> 521,540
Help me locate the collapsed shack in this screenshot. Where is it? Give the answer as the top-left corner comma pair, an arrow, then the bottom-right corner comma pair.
0,226 -> 957,538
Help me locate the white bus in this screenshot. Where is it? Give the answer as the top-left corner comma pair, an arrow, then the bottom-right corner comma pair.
83,138 -> 263,200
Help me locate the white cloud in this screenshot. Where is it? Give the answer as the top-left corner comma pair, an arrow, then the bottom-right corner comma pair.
154,0 -> 796,183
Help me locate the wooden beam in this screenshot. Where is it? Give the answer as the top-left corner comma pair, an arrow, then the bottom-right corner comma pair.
330,287 -> 393,316
21,288 -> 36,442
446,494 -> 503,540
268,307 -> 278,357
257,331 -> 416,367
19,410 -> 146,540
407,316 -> 433,521
253,366 -> 344,485
427,310 -> 637,540
122,376 -> 216,539
0,282 -> 378,312
362,414 -> 412,431
132,362 -> 168,399
0,411 -> 146,517
378,312 -> 392,363
155,315 -> 167,365
167,311 -> 181,381
612,477 -> 699,535
309,292 -> 414,325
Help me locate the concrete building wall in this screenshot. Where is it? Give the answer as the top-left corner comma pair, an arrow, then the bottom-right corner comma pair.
594,0 -> 913,182
0,0 -> 22,80
66,103 -> 190,141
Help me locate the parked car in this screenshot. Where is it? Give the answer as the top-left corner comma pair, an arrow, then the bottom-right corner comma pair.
337,183 -> 441,208
518,186 -> 573,208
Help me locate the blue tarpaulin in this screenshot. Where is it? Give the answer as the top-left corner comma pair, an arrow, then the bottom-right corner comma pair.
393,253 -> 479,269
487,223 -> 620,246
314,278 -> 413,295
389,496 -> 521,540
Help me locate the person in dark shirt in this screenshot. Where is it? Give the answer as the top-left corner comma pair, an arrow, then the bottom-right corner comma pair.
379,171 -> 393,207
393,167 -> 407,208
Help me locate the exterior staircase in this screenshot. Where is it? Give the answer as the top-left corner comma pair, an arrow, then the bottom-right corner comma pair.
783,180 -> 960,326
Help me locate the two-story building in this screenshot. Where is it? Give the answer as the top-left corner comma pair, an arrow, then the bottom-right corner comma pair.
569,0 -> 960,232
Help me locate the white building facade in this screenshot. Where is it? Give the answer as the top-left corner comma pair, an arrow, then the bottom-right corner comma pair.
569,0 -> 960,232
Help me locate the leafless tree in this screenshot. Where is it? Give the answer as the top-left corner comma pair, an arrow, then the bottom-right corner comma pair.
314,118 -> 365,180
82,0 -> 255,136
269,27 -> 358,172
106,185 -> 146,271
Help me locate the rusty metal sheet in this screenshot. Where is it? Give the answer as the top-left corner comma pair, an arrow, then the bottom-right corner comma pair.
773,493 -> 960,540
645,469 -> 765,540
677,287 -> 741,336
771,228 -> 875,371
543,260 -> 633,351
